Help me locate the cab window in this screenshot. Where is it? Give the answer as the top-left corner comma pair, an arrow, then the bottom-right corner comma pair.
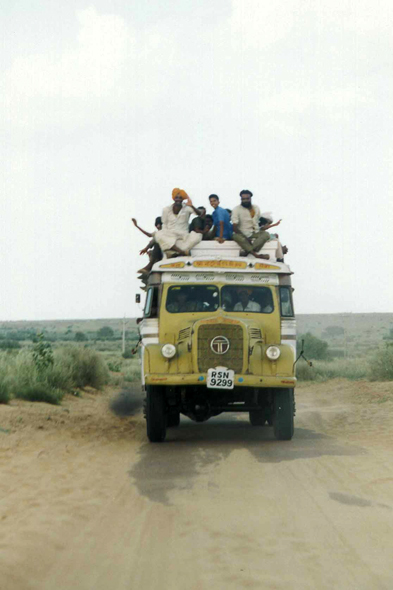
166,285 -> 219,313
279,286 -> 294,317
221,286 -> 274,313
144,287 -> 159,318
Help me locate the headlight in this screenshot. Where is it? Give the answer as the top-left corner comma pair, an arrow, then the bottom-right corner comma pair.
161,343 -> 176,359
266,345 -> 281,361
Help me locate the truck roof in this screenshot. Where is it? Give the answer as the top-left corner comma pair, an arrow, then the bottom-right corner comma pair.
152,240 -> 292,275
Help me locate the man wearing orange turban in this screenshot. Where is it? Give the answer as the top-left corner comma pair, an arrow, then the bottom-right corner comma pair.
155,188 -> 203,256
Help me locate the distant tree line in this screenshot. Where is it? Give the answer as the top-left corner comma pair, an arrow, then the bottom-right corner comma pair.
0,325 -> 139,344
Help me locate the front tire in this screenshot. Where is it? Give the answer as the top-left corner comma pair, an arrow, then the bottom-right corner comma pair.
167,409 -> 180,428
273,389 -> 294,440
146,386 -> 167,442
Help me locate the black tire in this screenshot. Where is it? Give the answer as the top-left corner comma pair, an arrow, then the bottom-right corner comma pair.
249,410 -> 266,426
146,386 -> 167,442
167,409 -> 180,428
273,388 -> 294,441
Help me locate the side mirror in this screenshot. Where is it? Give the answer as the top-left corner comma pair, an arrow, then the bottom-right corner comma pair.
136,317 -> 143,325
135,294 -> 141,303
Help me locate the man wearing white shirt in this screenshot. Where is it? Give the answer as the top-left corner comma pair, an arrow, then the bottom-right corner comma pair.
231,190 -> 270,258
155,188 -> 203,256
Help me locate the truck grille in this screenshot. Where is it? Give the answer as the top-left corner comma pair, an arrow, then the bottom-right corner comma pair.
197,324 -> 244,373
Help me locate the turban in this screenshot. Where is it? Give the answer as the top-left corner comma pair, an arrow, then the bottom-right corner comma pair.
172,188 -> 189,201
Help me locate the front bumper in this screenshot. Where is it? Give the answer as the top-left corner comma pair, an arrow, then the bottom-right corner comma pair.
145,373 -> 296,388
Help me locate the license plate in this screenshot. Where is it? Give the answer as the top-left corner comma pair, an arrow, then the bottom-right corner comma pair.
207,367 -> 235,389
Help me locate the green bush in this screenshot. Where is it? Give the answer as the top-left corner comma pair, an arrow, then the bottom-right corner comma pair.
297,332 -> 329,360
15,383 -> 64,405
107,360 -> 122,372
369,346 -> 393,381
45,362 -> 73,391
123,359 -> 141,383
57,346 -> 110,389
122,347 -> 134,359
74,331 -> 88,342
296,358 -> 370,381
97,326 -> 114,340
32,333 -> 54,373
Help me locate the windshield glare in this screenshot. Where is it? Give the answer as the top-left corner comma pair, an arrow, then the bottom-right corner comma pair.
166,285 -> 274,314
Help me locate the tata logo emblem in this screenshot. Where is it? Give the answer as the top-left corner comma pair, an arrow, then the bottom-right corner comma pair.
210,336 -> 230,355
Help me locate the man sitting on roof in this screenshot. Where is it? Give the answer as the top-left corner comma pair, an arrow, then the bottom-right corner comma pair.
132,216 -> 163,275
231,190 -> 271,259
208,194 -> 233,243
155,188 -> 202,257
258,213 -> 288,262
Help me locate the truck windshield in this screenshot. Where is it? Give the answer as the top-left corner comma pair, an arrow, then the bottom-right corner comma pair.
166,285 -> 219,313
221,285 -> 274,313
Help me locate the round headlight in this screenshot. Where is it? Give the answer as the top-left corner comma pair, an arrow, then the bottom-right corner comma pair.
266,345 -> 281,361
161,343 -> 176,359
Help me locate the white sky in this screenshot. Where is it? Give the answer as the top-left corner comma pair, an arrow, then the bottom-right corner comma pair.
1,0 -> 392,320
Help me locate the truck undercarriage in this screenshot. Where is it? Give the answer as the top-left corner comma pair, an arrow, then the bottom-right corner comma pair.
144,385 -> 295,443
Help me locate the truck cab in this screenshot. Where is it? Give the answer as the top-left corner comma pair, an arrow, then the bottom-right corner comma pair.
138,240 -> 296,442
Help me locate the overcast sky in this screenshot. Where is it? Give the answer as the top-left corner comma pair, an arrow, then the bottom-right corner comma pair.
1,0 -> 392,320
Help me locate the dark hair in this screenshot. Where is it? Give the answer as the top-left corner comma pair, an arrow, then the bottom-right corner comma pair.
197,206 -> 206,211
208,194 -> 219,200
205,214 -> 213,220
155,216 -> 162,226
239,190 -> 253,197
189,216 -> 205,232
258,216 -> 270,227
225,208 -> 232,215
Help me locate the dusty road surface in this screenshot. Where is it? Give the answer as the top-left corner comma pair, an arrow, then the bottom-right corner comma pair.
1,380 -> 393,590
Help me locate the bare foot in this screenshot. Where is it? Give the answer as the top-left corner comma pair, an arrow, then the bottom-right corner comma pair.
252,252 -> 269,259
282,245 -> 288,254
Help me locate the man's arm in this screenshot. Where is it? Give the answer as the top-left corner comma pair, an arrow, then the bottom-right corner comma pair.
139,238 -> 155,255
218,220 -> 225,242
260,219 -> 282,231
131,218 -> 152,238
184,196 -> 200,216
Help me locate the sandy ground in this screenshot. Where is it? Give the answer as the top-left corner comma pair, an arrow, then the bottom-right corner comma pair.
1,379 -> 393,590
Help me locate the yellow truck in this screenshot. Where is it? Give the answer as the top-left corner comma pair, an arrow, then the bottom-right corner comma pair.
138,241 -> 296,442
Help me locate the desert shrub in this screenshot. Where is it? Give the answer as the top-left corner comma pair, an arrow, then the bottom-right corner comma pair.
15,383 -> 64,405
97,326 -> 114,340
32,333 -> 54,373
295,362 -> 315,381
110,374 -> 124,386
296,358 -> 370,382
107,360 -> 122,372
45,362 -> 73,391
369,346 -> 393,381
57,346 -> 110,389
297,333 -> 329,360
123,359 -> 141,383
74,331 -> 88,342
122,347 -> 134,359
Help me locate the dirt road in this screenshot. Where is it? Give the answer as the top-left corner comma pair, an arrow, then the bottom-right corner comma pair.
1,380 -> 393,590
